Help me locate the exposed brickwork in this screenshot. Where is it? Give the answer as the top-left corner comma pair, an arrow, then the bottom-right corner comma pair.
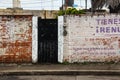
0,15 -> 32,63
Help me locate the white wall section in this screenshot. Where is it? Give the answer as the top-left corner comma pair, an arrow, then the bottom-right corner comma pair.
63,15 -> 120,63
32,16 -> 38,63
58,16 -> 64,63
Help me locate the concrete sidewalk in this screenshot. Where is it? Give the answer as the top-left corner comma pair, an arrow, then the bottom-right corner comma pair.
0,63 -> 120,75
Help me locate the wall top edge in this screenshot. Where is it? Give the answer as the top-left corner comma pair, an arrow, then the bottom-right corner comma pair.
61,13 -> 120,17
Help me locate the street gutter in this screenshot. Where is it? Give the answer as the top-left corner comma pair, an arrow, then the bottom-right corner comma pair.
1,70 -> 120,76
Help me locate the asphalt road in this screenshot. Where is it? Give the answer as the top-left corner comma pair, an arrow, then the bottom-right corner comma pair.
0,75 -> 120,80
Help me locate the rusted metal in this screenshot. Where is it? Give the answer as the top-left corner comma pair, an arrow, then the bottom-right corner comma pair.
0,15 -> 32,63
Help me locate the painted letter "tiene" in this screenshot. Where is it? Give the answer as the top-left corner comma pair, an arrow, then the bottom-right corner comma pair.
96,18 -> 120,25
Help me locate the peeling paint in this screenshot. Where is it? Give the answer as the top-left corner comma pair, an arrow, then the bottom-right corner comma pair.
0,15 -> 32,63
63,14 -> 120,63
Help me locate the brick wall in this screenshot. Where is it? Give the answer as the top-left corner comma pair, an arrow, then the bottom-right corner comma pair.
63,15 -> 120,63
0,15 -> 32,63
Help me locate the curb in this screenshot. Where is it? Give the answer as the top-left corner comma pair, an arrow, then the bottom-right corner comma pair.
0,70 -> 120,76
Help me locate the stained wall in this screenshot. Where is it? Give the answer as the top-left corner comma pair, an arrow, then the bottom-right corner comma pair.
0,15 -> 32,63
63,15 -> 120,63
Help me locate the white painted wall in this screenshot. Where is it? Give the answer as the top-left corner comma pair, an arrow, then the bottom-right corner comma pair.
58,16 -> 64,63
63,14 -> 120,63
32,16 -> 38,63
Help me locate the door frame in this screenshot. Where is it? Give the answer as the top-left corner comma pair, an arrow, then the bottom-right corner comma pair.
32,16 -> 64,63
32,16 -> 38,63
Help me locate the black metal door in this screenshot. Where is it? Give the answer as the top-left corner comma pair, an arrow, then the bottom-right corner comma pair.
38,18 -> 58,63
